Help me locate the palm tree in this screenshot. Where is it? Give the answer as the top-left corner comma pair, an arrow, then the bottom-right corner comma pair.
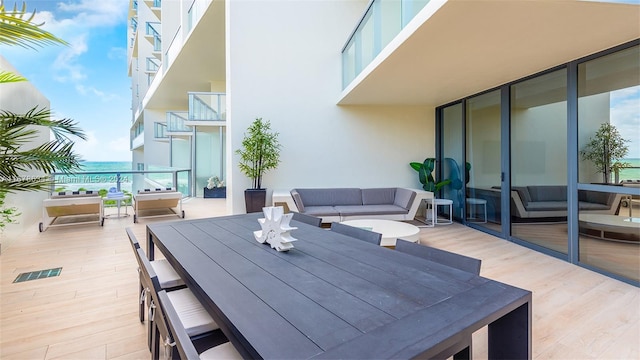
0,0 -> 86,194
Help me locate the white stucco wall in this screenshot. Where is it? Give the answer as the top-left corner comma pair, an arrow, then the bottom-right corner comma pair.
226,1 -> 435,214
0,56 -> 50,250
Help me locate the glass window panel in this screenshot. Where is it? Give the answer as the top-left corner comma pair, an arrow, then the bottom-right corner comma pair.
578,190 -> 639,282
466,90 -> 501,230
578,45 -> 640,185
511,69 -> 568,254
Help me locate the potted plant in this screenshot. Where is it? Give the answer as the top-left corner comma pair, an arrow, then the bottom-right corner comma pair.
236,118 -> 281,213
409,158 -> 451,193
580,123 -> 630,184
204,176 -> 226,198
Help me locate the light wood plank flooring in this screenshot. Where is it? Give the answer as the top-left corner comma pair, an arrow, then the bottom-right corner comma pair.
1,198 -> 638,359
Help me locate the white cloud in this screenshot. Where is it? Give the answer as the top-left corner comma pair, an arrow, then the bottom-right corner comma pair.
53,34 -> 88,82
71,130 -> 131,161
108,47 -> 127,60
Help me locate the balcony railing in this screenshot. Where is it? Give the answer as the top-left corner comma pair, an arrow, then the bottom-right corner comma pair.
50,168 -> 192,198
146,57 -> 160,72
188,92 -> 226,121
342,0 -> 431,89
154,122 -> 168,139
166,111 -> 191,132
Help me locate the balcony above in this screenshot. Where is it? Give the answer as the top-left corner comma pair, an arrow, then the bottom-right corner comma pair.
339,0 -> 640,106
144,0 -> 161,19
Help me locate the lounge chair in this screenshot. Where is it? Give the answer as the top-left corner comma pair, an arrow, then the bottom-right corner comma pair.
40,191 -> 103,232
133,188 -> 185,223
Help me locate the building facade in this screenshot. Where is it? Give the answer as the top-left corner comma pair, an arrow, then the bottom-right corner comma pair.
127,0 -> 639,284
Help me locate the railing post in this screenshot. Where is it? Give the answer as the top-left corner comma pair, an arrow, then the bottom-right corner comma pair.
173,171 -> 178,192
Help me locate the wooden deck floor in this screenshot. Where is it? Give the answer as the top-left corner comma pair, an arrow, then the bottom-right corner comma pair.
1,198 -> 638,359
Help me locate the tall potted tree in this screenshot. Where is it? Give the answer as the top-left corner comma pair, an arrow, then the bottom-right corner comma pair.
580,123 -> 630,184
236,118 -> 281,213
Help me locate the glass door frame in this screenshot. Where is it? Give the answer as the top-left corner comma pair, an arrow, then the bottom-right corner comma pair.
434,39 -> 640,286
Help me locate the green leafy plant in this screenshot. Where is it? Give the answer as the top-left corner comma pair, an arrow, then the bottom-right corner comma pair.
410,158 -> 451,192
0,1 -> 85,194
0,1 -> 85,233
0,191 -> 20,232
236,118 -> 281,189
580,123 -> 630,184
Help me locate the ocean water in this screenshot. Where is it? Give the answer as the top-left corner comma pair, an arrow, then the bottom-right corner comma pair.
619,158 -> 640,180
54,161 -> 133,192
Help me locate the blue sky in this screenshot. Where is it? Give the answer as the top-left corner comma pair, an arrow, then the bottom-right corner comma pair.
1,0 -> 131,161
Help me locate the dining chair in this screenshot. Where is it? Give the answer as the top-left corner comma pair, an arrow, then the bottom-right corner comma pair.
158,289 -> 242,360
330,222 -> 382,246
136,247 -> 220,359
291,211 -> 322,227
395,239 -> 481,275
126,228 -> 185,323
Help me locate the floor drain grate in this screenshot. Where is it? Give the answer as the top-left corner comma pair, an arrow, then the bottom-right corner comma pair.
13,267 -> 62,283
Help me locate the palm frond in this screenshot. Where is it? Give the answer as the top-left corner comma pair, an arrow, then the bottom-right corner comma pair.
0,107 -> 87,141
0,176 -> 53,193
0,70 -> 26,83
0,0 -> 68,49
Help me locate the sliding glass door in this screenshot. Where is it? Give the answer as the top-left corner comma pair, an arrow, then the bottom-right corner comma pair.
466,90 -> 502,232
436,41 -> 639,285
510,69 -> 568,254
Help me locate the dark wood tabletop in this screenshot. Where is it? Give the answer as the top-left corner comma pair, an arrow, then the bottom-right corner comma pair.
147,213 -> 531,359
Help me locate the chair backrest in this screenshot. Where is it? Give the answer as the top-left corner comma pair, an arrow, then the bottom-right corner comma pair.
330,222 -> 382,246
126,227 -> 140,252
395,239 -> 481,275
291,212 -> 322,227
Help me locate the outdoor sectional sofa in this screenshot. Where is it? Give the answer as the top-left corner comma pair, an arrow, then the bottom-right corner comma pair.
286,187 -> 431,223
468,185 -> 622,222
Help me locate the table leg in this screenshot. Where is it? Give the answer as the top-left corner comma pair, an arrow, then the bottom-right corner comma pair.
147,230 -> 155,261
488,301 -> 531,359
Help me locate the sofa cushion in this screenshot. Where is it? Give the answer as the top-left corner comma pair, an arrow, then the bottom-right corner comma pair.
527,186 -> 566,202
578,190 -> 611,205
393,188 -> 416,210
302,206 -> 340,217
294,188 -> 362,207
361,188 -> 396,205
578,201 -> 610,211
524,201 -> 567,211
335,205 -> 408,216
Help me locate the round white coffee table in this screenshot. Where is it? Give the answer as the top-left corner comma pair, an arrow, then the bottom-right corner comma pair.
578,213 -> 639,242
340,219 -> 420,247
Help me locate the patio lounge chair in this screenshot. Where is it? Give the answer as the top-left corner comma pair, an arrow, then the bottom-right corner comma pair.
39,191 -> 103,232
133,188 -> 185,223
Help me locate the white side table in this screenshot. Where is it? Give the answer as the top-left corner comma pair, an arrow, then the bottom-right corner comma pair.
102,195 -> 131,219
466,198 -> 487,223
424,198 -> 453,225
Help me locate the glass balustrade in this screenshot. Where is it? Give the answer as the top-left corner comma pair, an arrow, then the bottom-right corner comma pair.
154,122 -> 168,139
166,111 -> 191,132
342,0 -> 430,89
188,92 -> 226,121
51,168 -> 192,199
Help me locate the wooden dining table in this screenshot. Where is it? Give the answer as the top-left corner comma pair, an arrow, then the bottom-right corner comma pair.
146,213 -> 531,359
